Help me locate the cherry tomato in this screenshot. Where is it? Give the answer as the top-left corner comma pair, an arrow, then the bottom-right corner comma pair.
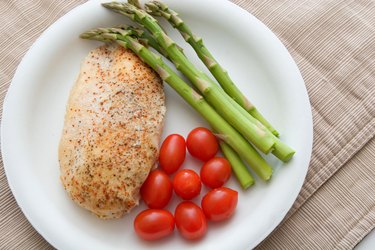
141,170 -> 173,209
173,169 -> 201,200
201,187 -> 238,221
134,209 -> 175,241
175,201 -> 207,240
159,134 -> 186,174
186,127 -> 218,161
200,157 -> 232,188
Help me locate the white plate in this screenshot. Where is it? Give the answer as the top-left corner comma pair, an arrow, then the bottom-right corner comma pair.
1,0 -> 313,249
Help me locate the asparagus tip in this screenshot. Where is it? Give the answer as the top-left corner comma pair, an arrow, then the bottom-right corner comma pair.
79,32 -> 93,40
80,29 -> 104,39
102,2 -> 136,14
128,0 -> 142,9
145,1 -> 170,16
101,2 -> 121,9
80,27 -> 133,43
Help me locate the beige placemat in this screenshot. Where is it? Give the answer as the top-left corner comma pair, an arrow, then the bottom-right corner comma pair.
1,0 -> 374,249
258,138 -> 375,249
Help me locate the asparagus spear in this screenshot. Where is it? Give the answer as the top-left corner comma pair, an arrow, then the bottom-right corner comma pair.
102,2 -> 295,162
115,26 -> 293,170
219,141 -> 255,189
145,1 -> 279,137
128,0 -> 141,9
102,2 -> 275,155
118,25 -> 255,181
80,28 -> 272,181
102,4 -> 271,151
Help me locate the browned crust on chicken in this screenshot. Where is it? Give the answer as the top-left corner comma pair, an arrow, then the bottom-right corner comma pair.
58,44 -> 165,219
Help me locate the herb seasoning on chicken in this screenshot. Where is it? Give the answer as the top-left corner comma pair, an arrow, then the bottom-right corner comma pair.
58,44 -> 166,219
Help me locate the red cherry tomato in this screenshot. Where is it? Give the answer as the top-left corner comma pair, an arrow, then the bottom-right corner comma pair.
186,127 -> 218,161
175,201 -> 207,240
159,134 -> 186,174
141,170 -> 173,209
134,209 -> 175,241
173,169 -> 201,200
201,187 -> 238,221
200,157 -> 232,188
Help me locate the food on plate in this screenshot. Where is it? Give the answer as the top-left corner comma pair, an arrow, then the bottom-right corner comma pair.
200,157 -> 232,189
81,29 -> 266,185
140,169 -> 173,209
219,142 -> 255,189
159,134 -> 186,174
58,44 -> 166,219
173,169 -> 202,200
72,0 -> 299,243
174,201 -> 207,240
102,2 -> 295,162
81,0 -> 296,187
134,129 -> 238,241
134,209 -> 175,240
145,1 -> 279,136
82,1 -> 287,184
186,127 -> 218,161
201,187 -> 238,221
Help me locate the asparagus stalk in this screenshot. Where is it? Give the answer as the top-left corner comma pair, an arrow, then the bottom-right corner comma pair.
116,24 -> 186,57
102,2 -> 295,162
119,25 -> 257,182
219,141 -> 255,189
102,2 -> 276,154
145,1 -> 279,137
117,26 -> 261,181
80,28 -> 272,181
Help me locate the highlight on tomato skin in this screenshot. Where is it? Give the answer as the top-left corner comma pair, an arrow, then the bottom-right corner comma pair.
174,201 -> 208,240
186,127 -> 219,161
140,169 -> 173,209
133,209 -> 175,241
200,157 -> 232,188
159,134 -> 186,174
173,169 -> 202,200
201,187 -> 238,221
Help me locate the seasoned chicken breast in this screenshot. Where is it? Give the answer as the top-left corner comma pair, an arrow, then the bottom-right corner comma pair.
58,44 -> 166,219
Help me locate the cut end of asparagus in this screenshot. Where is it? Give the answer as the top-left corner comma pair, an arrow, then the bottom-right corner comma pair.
271,137 -> 296,162
273,149 -> 296,163
219,141 -> 256,189
242,179 -> 255,189
260,168 -> 273,181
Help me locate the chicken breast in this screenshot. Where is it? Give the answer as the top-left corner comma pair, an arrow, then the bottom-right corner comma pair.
58,44 -> 166,219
